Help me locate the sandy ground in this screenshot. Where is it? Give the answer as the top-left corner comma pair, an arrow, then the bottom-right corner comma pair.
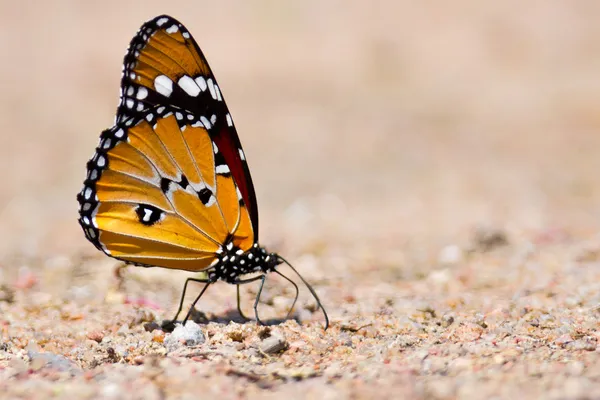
2,1 -> 600,399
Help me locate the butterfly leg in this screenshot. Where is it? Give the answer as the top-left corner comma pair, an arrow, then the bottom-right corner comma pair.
168,277 -> 210,326
233,275 -> 266,324
181,280 -> 212,325
252,275 -> 268,326
273,270 -> 300,320
236,285 -> 250,320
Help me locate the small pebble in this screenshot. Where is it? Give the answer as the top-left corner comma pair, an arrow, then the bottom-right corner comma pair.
143,322 -> 160,333
116,324 -> 129,336
472,226 -> 509,251
260,335 -> 288,354
27,351 -> 80,374
227,330 -> 244,342
164,321 -> 206,352
0,285 -> 15,303
86,331 -> 104,343
555,334 -> 574,347
441,314 -> 455,328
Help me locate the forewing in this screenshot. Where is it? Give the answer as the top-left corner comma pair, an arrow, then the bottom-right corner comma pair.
117,15 -> 259,237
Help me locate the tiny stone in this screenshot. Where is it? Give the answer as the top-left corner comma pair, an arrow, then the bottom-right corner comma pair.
260,335 -> 288,354
86,331 -> 104,343
116,324 -> 129,336
164,321 -> 206,352
227,330 -> 244,342
529,318 -> 540,327
144,322 -> 160,332
0,285 -> 15,303
555,334 -> 573,347
474,314 -> 488,329
570,338 -> 597,352
441,314 -> 455,328
27,351 -> 81,375
115,345 -> 129,358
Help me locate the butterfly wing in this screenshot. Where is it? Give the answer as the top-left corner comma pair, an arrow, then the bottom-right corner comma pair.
116,15 -> 259,238
78,105 -> 255,271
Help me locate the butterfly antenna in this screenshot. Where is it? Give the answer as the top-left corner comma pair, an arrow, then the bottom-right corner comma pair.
273,269 -> 300,320
276,255 -> 329,330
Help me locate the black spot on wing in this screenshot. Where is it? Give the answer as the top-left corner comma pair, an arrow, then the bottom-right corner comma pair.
160,178 -> 172,193
198,188 -> 213,205
160,174 -> 190,194
178,174 -> 189,189
135,204 -> 163,226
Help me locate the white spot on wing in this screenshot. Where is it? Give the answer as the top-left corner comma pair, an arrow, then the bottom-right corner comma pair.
195,76 -> 207,91
215,84 -> 223,101
207,78 -> 217,100
154,75 -> 173,97
239,148 -> 245,160
142,208 -> 153,222
216,165 -> 230,174
156,17 -> 169,26
136,87 -> 148,100
178,75 -> 200,97
226,113 -> 233,127
166,25 -> 179,34
200,116 -> 211,129
115,129 -> 124,138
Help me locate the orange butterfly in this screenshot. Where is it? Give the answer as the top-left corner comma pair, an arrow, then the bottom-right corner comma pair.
77,15 -> 328,329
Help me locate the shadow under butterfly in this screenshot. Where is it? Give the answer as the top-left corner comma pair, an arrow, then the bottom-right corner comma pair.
77,14 -> 328,330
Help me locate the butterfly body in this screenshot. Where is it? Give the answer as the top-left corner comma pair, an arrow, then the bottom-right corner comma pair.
77,15 -> 327,329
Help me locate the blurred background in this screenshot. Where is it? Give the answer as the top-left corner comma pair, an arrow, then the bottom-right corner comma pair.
1,1 -> 600,301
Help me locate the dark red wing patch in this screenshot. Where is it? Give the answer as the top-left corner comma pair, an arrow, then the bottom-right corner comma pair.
212,126 -> 257,231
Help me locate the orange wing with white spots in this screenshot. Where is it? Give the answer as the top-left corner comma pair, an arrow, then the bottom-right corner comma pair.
116,15 -> 259,237
78,106 -> 254,271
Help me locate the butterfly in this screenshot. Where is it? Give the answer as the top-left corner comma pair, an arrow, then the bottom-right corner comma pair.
77,15 -> 328,329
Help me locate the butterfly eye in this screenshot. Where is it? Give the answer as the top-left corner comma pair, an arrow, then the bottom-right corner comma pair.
78,14 -> 328,330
